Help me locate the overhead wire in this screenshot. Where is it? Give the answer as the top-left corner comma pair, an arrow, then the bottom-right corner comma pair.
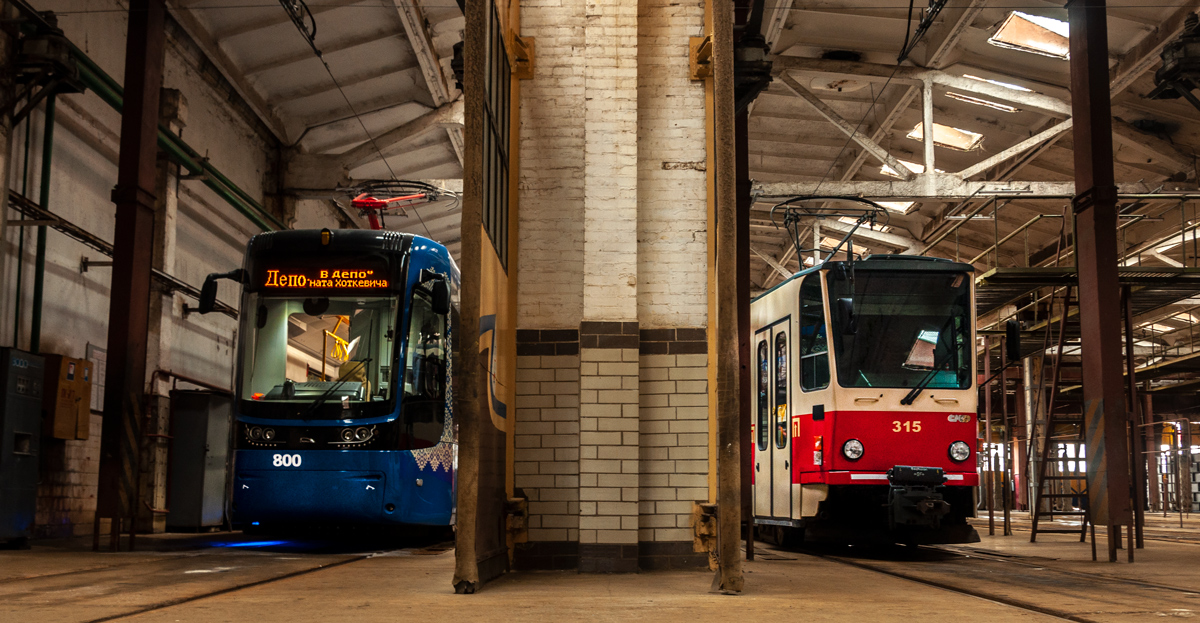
279,0 -> 439,239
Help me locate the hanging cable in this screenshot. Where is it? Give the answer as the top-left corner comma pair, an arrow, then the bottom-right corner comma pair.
280,0 -> 440,239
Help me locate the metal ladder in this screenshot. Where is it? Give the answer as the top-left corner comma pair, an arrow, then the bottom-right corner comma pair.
1029,285 -> 1091,542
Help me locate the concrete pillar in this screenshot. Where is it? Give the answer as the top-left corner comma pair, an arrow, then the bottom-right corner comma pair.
137,89 -> 186,534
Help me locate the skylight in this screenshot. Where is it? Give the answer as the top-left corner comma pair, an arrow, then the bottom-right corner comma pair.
946,92 -> 1020,113
907,123 -> 985,151
1141,323 -> 1177,334
879,202 -> 914,214
962,74 -> 1033,93
988,12 -> 1070,59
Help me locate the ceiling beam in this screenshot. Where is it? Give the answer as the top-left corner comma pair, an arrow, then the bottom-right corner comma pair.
752,246 -> 793,280
342,97 -> 463,168
1109,0 -> 1200,97
753,177 -> 1192,200
391,0 -> 464,167
778,73 -> 917,181
242,32 -> 401,76
914,0 -> 987,69
957,119 -> 1074,180
220,0 -> 364,39
167,3 -> 289,140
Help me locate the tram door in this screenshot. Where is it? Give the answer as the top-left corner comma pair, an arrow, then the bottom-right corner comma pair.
754,319 -> 792,519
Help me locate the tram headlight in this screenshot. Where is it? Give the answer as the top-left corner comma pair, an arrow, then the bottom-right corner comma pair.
261,428 -> 276,441
354,427 -> 371,441
842,439 -> 864,461
249,426 -> 262,440
949,441 -> 971,462
341,428 -> 356,442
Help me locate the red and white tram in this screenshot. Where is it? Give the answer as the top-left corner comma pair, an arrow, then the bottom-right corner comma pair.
751,254 -> 980,545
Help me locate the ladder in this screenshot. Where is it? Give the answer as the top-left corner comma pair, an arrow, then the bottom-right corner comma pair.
1029,285 -> 1091,542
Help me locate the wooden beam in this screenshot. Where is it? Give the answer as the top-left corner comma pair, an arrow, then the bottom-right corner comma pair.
917,0 -> 987,69
341,98 -> 463,168
957,119 -> 1074,180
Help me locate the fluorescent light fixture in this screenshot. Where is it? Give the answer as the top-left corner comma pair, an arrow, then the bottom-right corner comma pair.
988,11 -> 1070,59
946,92 -> 1021,113
962,74 -> 1033,93
908,123 -> 985,151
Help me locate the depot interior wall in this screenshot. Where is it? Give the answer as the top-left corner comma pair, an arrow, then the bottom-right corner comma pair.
0,2 -> 341,537
513,0 -> 711,570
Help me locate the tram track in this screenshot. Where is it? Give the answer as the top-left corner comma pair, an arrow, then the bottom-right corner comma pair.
79,541 -> 454,623
783,541 -> 1200,623
793,546 -> 1084,622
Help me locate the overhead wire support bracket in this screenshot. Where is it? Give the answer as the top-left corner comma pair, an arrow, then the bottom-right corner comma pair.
897,0 -> 949,64
768,196 -> 892,269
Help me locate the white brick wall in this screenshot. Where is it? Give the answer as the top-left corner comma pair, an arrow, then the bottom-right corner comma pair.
639,353 -> 708,541
582,0 -> 639,322
518,0 -> 586,328
578,347 -> 640,544
515,354 -> 582,542
636,0 -> 708,328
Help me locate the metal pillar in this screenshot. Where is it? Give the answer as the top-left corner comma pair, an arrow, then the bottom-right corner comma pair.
28,93 -> 54,353
1066,0 -> 1133,562
1144,390 -> 1159,513
0,0 -> 13,316
984,336 -> 994,535
95,0 -> 167,552
735,108 -> 753,561
713,0 -> 743,593
1121,285 -> 1145,549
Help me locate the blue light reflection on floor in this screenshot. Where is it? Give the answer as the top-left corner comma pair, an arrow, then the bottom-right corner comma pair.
208,540 -> 290,548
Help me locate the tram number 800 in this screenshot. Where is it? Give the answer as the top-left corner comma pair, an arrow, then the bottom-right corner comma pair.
272,453 -> 302,467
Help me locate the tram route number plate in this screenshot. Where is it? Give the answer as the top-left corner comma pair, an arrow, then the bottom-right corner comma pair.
272,454 -> 302,467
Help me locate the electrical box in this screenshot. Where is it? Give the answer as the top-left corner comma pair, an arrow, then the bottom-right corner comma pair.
41,355 -> 92,440
167,391 -> 232,531
0,348 -> 45,545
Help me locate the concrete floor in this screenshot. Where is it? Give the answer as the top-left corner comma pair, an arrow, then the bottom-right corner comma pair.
2,517 -> 1197,623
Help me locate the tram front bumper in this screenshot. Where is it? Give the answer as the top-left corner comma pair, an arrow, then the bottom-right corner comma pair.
886,465 -> 951,529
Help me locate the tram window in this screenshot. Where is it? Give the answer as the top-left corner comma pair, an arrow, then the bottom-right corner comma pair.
799,275 -> 829,391
239,294 -> 398,415
774,333 -> 788,449
402,289 -> 449,448
757,340 -> 769,452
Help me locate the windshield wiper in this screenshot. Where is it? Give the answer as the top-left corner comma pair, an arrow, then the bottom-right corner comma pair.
900,349 -> 955,405
301,357 -> 372,418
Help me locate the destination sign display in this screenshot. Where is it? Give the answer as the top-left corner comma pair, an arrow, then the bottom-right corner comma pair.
264,269 -> 389,289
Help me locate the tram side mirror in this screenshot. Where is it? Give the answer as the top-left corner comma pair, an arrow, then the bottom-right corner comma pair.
836,298 -> 857,335
196,269 -> 247,315
1005,319 -> 1021,363
198,277 -> 219,315
431,280 -> 451,316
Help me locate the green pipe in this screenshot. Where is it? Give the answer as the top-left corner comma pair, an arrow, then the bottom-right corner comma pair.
13,112 -> 32,347
72,55 -> 283,232
29,93 -> 55,354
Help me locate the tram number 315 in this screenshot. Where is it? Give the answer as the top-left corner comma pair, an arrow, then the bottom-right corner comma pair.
272,453 -> 302,467
892,420 -> 922,433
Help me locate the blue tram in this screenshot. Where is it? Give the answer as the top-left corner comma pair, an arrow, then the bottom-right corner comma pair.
197,229 -> 458,528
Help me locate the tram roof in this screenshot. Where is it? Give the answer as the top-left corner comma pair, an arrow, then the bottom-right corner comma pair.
752,254 -> 974,303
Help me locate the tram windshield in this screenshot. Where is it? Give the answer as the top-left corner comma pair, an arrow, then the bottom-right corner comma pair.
239,293 -> 399,417
826,269 -> 971,390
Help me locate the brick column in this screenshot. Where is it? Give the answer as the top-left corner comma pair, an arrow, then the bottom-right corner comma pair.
578,322 -> 639,572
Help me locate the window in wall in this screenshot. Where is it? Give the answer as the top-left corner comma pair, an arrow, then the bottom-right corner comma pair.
774,332 -> 788,449
757,340 -> 769,452
482,0 -> 511,269
800,276 -> 830,391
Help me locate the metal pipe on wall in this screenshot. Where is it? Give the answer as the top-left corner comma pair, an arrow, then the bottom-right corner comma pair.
29,93 -> 55,354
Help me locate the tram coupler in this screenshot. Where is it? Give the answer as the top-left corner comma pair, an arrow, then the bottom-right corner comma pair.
886,466 -> 950,530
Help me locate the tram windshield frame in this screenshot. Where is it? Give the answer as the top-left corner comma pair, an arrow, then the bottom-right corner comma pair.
237,292 -> 402,419
826,268 -> 972,391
